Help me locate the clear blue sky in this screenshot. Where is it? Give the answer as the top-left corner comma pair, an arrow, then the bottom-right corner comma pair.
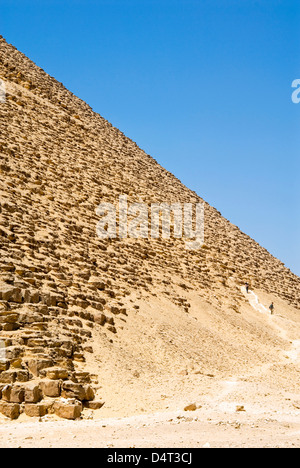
1,0 -> 299,275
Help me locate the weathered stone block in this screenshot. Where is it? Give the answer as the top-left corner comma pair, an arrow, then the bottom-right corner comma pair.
0,287 -> 22,303
27,338 -> 47,347
44,368 -> 69,380
4,346 -> 23,360
0,401 -> 20,420
1,384 -> 12,401
53,400 -> 82,420
2,323 -> 20,331
0,313 -> 19,323
10,385 -> 25,403
40,379 -> 61,397
24,383 -> 42,403
83,400 -> 104,410
0,370 -> 16,384
0,360 -> 10,372
61,381 -> 86,401
88,277 -> 105,290
27,358 -> 54,377
23,290 -> 40,304
94,312 -> 106,326
15,370 -> 30,382
24,403 -> 47,418
83,385 -> 95,401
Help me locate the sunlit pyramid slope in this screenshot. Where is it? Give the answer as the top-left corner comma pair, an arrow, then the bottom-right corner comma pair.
0,36 -> 299,421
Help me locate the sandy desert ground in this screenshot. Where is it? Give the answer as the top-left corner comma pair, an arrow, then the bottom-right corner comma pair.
0,286 -> 299,448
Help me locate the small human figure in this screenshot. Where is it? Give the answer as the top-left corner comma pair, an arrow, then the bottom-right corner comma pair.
245,282 -> 249,294
269,302 -> 274,315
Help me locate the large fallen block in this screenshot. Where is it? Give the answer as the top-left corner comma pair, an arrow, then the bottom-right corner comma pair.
0,401 -> 20,420
53,399 -> 82,420
61,381 -> 95,401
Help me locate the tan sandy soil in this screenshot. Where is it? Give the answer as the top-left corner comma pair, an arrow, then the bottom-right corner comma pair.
0,286 -> 299,448
0,400 -> 299,448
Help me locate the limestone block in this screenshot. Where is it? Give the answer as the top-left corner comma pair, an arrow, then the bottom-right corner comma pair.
44,367 -> 69,380
2,385 -> 25,403
27,358 -> 54,377
0,401 -> 20,420
83,400 -> 104,410
0,286 -> 22,303
0,360 -> 10,372
53,399 -> 82,420
94,312 -> 106,326
24,382 -> 42,403
0,370 -> 16,384
40,379 -> 61,397
61,381 -> 84,400
24,403 -> 47,418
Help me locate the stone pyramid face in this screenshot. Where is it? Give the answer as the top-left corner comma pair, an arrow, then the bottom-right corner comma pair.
0,36 -> 299,421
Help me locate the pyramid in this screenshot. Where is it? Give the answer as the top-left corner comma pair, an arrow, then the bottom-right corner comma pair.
0,36 -> 299,421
